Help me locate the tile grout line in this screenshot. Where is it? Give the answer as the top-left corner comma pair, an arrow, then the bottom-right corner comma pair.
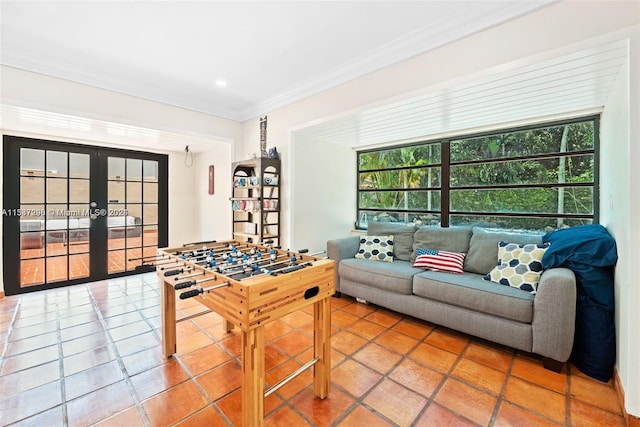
56,291 -> 70,427
410,330 -> 475,426
566,362 -> 572,426
487,349 -> 517,426
86,283 -> 152,427
0,296 -> 21,369
168,352 -> 235,427
328,308 -> 407,426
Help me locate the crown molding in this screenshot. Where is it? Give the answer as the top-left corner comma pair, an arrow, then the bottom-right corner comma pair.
240,1 -> 557,120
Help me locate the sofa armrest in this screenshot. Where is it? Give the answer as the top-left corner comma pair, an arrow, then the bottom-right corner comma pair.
532,267 -> 576,363
327,236 -> 360,293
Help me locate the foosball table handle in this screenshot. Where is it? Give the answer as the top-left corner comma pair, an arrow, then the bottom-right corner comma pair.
174,280 -> 196,290
179,289 -> 201,299
164,268 -> 186,277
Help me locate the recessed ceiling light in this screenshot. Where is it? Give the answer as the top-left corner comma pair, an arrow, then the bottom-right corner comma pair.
216,79 -> 227,87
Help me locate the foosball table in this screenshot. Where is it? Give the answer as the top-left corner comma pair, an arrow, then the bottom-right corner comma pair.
153,240 -> 335,426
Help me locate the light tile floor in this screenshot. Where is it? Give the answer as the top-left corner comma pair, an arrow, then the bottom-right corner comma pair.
0,273 -> 626,426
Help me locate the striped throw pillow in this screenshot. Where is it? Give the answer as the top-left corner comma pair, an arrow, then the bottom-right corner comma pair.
413,248 -> 465,274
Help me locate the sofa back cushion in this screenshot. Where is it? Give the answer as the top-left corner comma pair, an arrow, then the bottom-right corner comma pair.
465,227 -> 543,274
411,226 -> 472,261
368,222 -> 417,261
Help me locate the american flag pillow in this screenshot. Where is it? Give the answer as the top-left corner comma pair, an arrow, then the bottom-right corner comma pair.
413,248 -> 465,274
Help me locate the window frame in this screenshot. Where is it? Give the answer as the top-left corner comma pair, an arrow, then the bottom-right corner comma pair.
356,115 -> 599,230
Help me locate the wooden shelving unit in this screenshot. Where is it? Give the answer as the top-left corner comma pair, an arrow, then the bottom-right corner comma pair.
231,157 -> 280,246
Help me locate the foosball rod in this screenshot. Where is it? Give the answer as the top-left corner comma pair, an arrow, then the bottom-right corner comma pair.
163,266 -> 195,277
197,249 -> 289,269
128,253 -> 169,262
172,246 -> 255,265
173,242 -> 251,257
214,253 -> 291,273
153,258 -> 186,267
224,255 -> 300,277
260,260 -> 313,276
157,260 -> 187,270
187,246 -> 259,264
174,270 -> 208,281
226,256 -> 312,278
181,239 -> 217,247
170,247 -> 277,275
174,275 -> 219,290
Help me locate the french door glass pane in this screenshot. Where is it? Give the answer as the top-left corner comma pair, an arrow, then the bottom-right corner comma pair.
109,157 -> 125,179
143,205 -> 158,225
46,256 -> 68,282
108,181 -> 125,203
21,177 -> 44,203
69,179 -> 90,203
143,182 -> 158,203
46,151 -> 68,177
108,250 -> 126,274
46,178 -> 67,203
69,153 -> 90,179
21,259 -> 45,287
126,204 -> 142,220
21,148 -> 44,175
126,248 -> 142,271
143,160 -> 158,181
127,159 -> 142,181
143,225 -> 158,246
69,254 -> 89,280
127,182 -> 142,203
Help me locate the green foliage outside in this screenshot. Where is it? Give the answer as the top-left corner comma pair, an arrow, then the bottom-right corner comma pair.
358,120 -> 595,231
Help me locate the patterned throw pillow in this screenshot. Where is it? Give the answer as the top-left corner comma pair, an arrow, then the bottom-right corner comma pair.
484,241 -> 550,292
413,248 -> 465,274
355,235 -> 394,262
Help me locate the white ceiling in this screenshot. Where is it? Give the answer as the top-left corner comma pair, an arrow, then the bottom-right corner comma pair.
0,0 -> 557,122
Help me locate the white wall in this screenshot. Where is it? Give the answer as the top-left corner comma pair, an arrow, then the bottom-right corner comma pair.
600,34 -> 636,415
167,150 -> 198,247
289,135 -> 355,253
627,24 -> 640,418
194,147 -> 233,243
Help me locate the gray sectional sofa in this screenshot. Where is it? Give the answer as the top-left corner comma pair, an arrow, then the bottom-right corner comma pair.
327,223 -> 577,372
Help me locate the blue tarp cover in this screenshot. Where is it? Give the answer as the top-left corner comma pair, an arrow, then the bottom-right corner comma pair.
542,224 -> 617,310
542,224 -> 617,382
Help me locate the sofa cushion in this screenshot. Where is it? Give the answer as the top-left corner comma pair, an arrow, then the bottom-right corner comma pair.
368,222 -> 417,261
355,235 -> 394,262
413,271 -> 535,323
413,248 -> 465,274
339,258 -> 421,295
465,227 -> 543,274
411,226 -> 472,261
484,242 -> 550,292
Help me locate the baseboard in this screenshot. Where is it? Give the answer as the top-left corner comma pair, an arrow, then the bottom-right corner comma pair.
0,290 -> 4,299
614,367 -> 640,426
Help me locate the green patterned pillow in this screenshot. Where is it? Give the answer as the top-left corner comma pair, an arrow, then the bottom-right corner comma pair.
484,241 -> 550,292
355,235 -> 394,262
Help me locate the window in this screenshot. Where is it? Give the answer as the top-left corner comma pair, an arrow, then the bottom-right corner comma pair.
357,116 -> 598,231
